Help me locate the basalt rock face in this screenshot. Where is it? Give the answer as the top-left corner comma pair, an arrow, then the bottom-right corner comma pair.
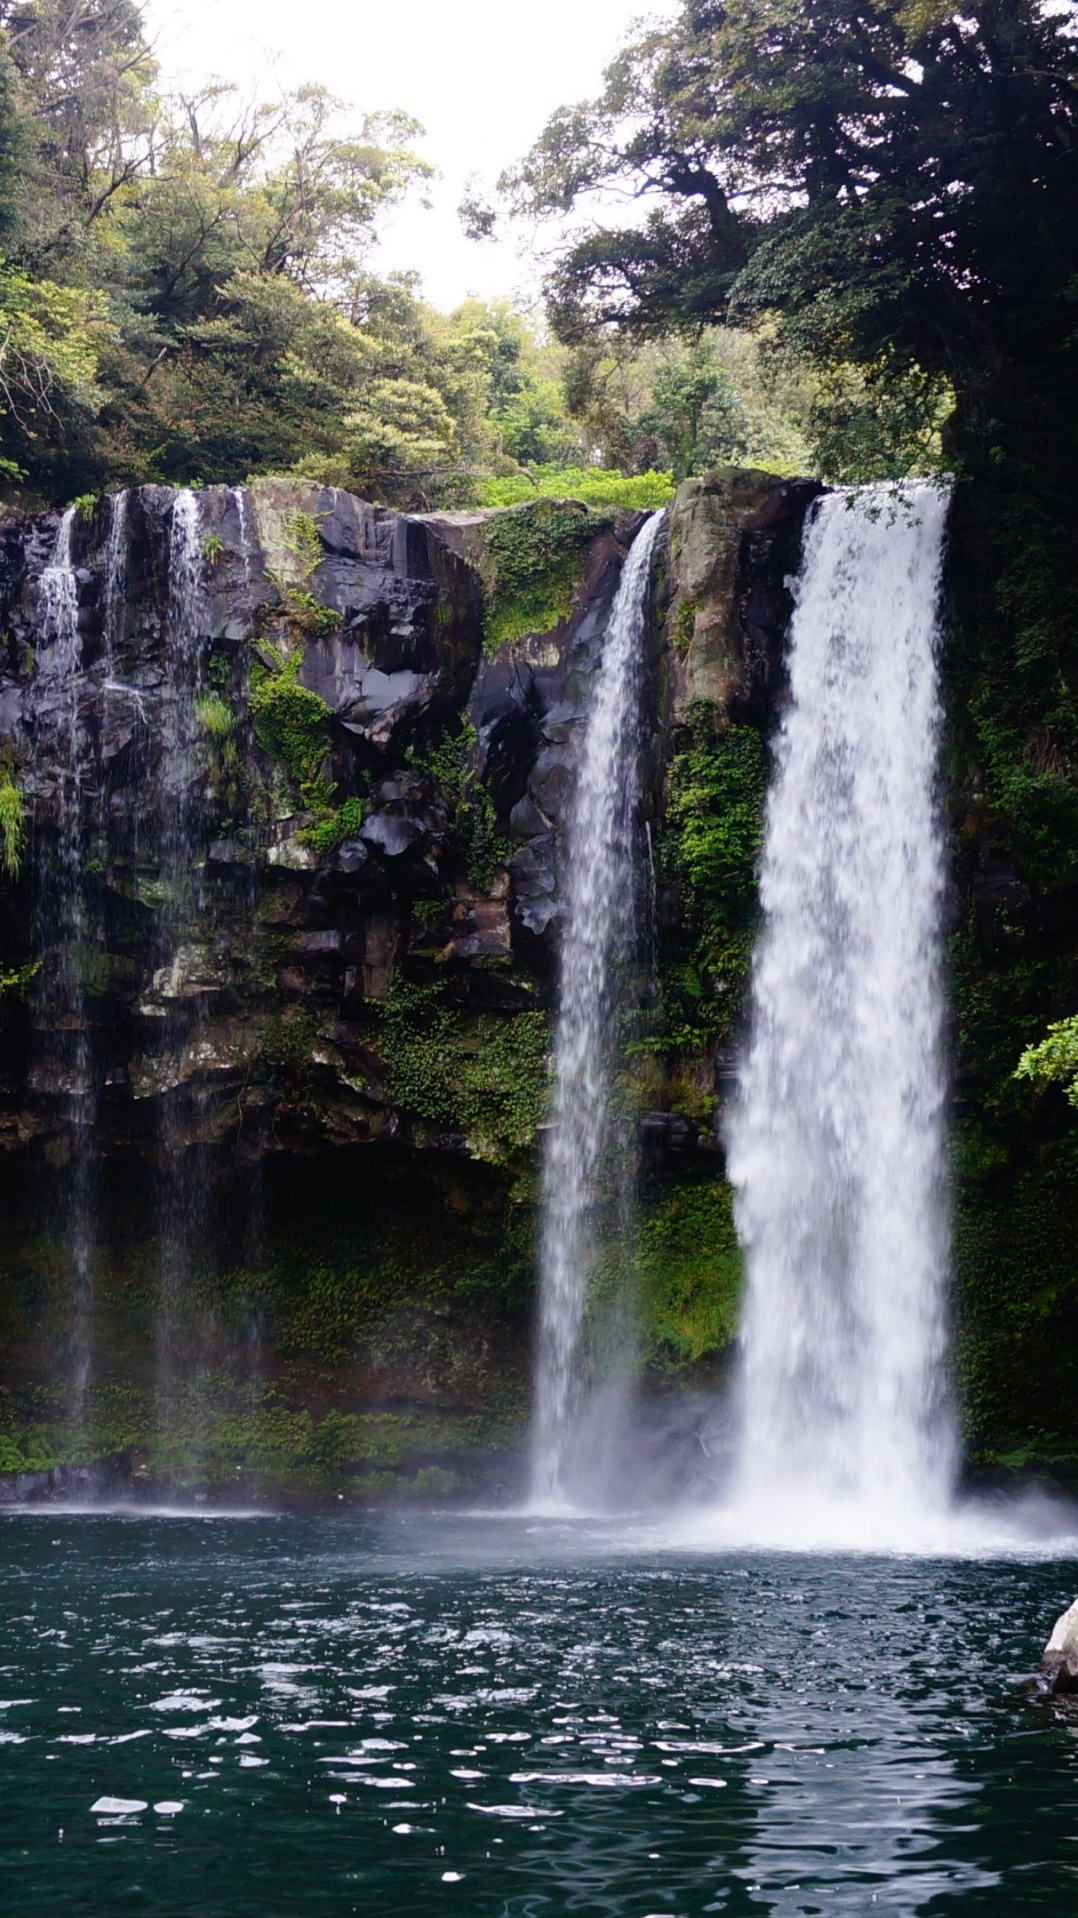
0,483 -> 654,1164
0,469 -> 815,1500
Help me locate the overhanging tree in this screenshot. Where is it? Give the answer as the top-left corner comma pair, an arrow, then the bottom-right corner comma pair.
507,0 -> 1078,442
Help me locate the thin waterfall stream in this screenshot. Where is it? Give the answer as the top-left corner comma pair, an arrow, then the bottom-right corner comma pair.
530,509 -> 664,1508
725,480 -> 954,1543
35,506 -> 97,1439
154,487 -> 208,1471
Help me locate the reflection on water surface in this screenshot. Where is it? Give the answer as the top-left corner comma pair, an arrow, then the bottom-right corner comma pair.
0,1510 -> 1075,1915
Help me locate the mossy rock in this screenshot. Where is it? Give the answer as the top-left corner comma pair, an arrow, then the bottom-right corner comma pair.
482,499 -> 609,649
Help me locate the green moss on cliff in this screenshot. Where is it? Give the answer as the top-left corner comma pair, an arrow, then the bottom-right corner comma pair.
415,721 -> 506,888
484,499 -> 606,648
639,1177 -> 742,1369
650,705 -> 767,1056
375,982 -> 549,1160
249,648 -> 335,812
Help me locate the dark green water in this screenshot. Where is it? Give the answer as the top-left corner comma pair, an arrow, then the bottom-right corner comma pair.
0,1510 -> 1076,1916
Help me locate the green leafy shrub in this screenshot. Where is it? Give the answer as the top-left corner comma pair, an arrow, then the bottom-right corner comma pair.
265,512 -> 343,638
375,982 -> 549,1157
639,1178 -> 743,1367
194,690 -> 233,739
1016,1018 -> 1078,1106
649,709 -> 767,1051
478,465 -> 675,510
968,687 -> 1078,885
300,795 -> 365,854
249,648 -> 335,811
0,961 -> 40,995
420,721 -> 505,887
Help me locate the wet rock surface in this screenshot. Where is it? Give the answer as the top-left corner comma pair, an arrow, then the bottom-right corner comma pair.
0,473 -> 812,1168
0,470 -> 822,1497
664,467 -> 823,724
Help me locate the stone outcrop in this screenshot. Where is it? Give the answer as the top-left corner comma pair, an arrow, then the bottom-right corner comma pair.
664,468 -> 822,725
0,484 -> 662,1161
1042,1598 -> 1078,1692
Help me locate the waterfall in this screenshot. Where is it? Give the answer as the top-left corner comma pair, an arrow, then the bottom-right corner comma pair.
232,484 -> 254,589
726,481 -> 954,1537
35,507 -> 97,1440
39,507 -> 79,649
157,487 -> 204,908
530,510 -> 664,1508
155,488 -> 208,1476
102,490 -> 129,661
168,489 -> 203,667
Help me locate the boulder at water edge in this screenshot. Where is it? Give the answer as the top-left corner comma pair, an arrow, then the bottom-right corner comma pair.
1042,1599 -> 1078,1692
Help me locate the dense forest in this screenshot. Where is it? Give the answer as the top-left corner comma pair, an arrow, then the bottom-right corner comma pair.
0,0 -> 1002,510
0,0 -> 815,506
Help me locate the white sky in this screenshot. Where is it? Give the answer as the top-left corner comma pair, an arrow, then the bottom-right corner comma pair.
141,0 -> 673,312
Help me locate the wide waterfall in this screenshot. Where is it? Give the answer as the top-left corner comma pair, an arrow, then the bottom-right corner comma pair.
530,510 -> 664,1507
726,480 -> 953,1541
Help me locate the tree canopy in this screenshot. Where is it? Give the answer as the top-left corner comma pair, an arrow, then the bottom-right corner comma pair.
0,1 -> 612,503
507,0 -> 1078,427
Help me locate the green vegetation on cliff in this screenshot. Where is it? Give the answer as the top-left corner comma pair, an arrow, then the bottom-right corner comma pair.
639,1178 -> 742,1370
646,709 -> 766,1079
483,499 -> 607,647
373,983 -> 549,1162
249,649 -> 335,814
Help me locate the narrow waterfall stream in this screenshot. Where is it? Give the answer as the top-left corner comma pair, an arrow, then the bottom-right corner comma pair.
154,488 -> 208,1470
530,510 -> 664,1507
726,481 -> 953,1542
35,507 -> 97,1436
102,489 -> 129,659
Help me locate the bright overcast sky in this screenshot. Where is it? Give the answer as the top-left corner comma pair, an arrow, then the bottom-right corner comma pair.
142,0 -> 675,311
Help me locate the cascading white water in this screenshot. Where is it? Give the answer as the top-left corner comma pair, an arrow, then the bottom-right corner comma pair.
232,484 -> 254,589
102,490 -> 128,662
39,506 -> 79,650
155,487 -> 208,1473
36,507 -> 97,1435
168,488 -> 203,676
725,480 -> 954,1540
530,510 -> 664,1507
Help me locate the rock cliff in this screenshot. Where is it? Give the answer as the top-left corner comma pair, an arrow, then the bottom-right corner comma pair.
0,469 -> 812,1499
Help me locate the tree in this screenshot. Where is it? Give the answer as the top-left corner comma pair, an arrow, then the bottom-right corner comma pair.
507,1 -> 1078,422
0,0 -> 156,276
508,0 -> 1078,804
